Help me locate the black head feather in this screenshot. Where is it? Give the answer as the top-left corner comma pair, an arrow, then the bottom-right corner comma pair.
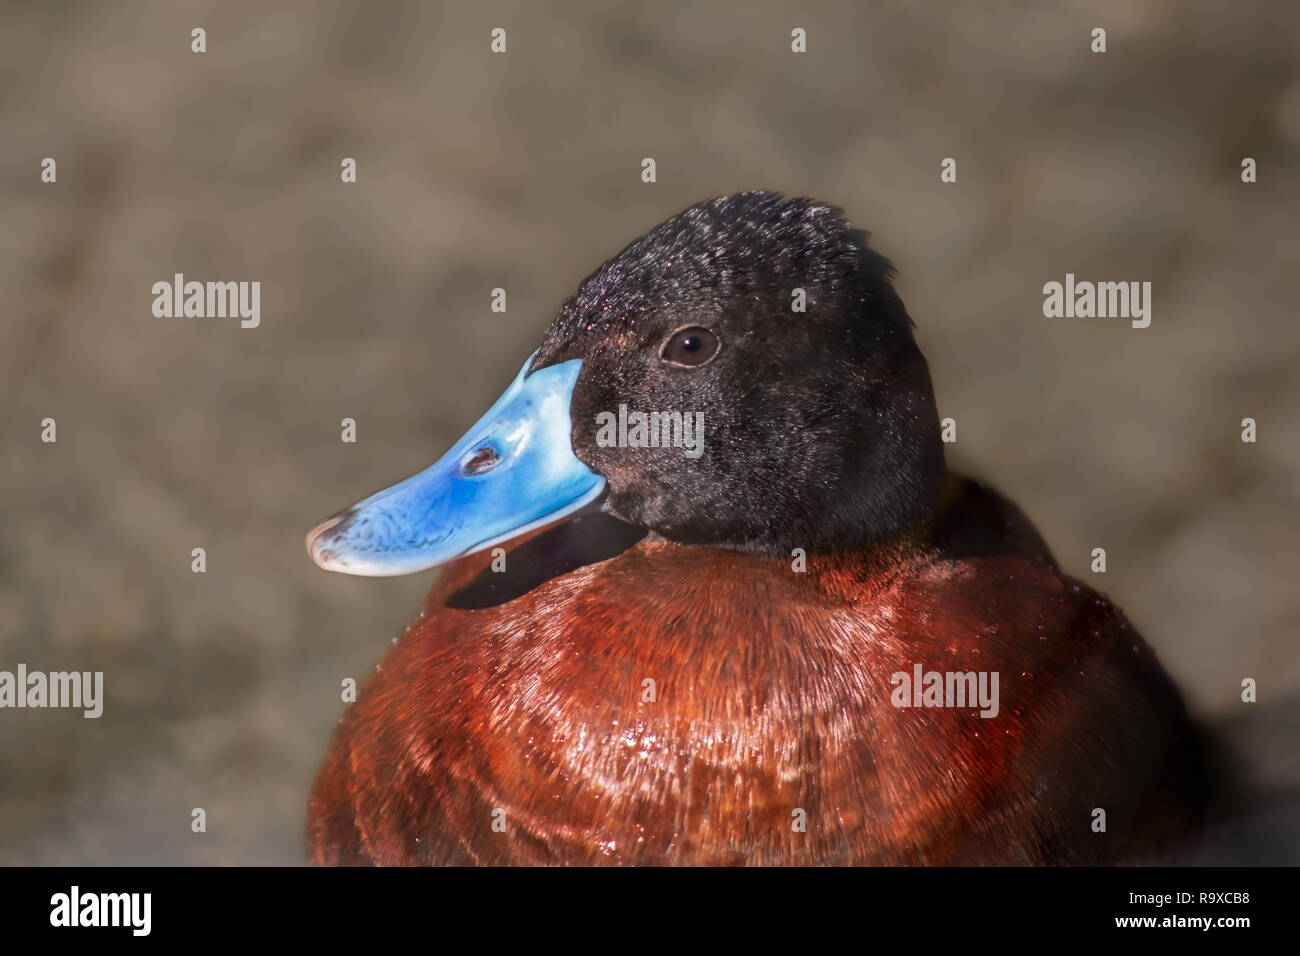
532,191 -> 944,555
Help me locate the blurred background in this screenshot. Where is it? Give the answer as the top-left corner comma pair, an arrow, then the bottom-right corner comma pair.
1,0 -> 1297,864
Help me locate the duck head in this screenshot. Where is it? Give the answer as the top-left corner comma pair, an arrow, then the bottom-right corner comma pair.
307,191 -> 945,575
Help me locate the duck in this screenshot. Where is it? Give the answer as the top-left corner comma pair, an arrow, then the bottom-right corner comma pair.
303,191 -> 1207,865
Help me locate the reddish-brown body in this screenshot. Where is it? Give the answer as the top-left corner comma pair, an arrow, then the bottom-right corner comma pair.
307,479 -> 1204,865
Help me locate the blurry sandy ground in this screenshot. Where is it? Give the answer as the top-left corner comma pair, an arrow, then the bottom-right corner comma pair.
0,0 -> 1297,864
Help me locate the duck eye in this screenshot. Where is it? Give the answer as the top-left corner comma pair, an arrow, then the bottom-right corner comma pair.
660,326 -> 720,368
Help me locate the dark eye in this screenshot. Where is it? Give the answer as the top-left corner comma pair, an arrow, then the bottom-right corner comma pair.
660,326 -> 720,368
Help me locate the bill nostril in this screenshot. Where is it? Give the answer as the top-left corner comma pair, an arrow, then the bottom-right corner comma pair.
462,445 -> 501,476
